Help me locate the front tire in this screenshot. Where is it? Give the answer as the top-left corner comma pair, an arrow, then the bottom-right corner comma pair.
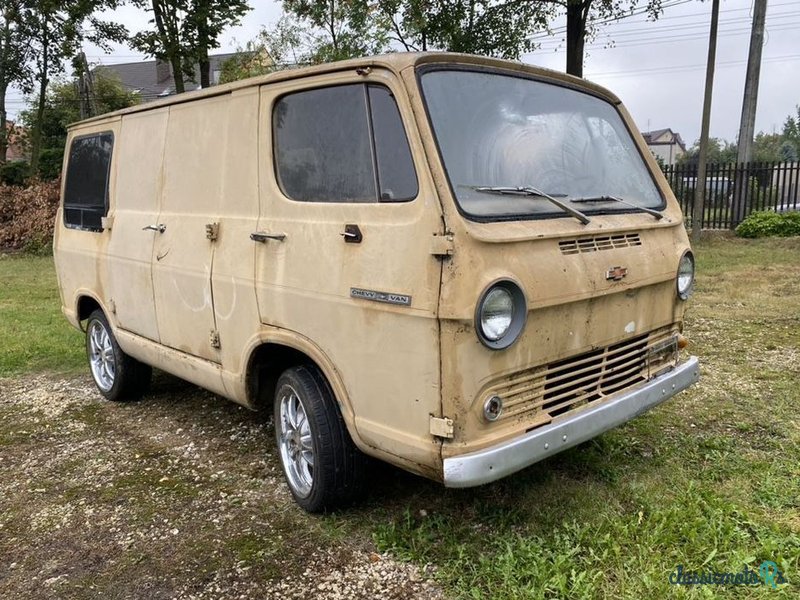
85,309 -> 151,402
274,365 -> 366,512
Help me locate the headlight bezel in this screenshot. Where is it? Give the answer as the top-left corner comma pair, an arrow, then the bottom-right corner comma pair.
475,279 -> 527,350
677,249 -> 695,300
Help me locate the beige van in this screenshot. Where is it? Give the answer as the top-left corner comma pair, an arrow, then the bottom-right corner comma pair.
54,53 -> 699,512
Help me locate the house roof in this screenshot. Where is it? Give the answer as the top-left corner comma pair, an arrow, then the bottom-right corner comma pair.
95,53 -> 239,101
641,128 -> 686,151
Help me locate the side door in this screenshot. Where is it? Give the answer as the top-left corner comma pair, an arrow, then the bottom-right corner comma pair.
106,111 -> 163,341
255,70 -> 445,468
150,97 -> 228,362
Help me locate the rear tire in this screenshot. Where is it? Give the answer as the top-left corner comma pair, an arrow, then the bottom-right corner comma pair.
274,365 -> 366,512
85,309 -> 151,402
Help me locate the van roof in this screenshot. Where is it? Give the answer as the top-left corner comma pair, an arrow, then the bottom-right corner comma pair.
71,52 -> 621,128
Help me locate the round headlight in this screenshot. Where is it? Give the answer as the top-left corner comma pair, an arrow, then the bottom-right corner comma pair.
481,288 -> 513,340
476,281 -> 526,350
677,250 -> 695,300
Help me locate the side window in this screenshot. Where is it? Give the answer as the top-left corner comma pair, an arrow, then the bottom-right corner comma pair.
368,85 -> 418,201
63,132 -> 114,231
273,83 -> 418,203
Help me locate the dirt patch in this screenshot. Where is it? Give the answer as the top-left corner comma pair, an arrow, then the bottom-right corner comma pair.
0,373 -> 443,599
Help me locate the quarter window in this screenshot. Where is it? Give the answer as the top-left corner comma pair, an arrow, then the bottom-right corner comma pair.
273,84 -> 417,203
63,132 -> 114,231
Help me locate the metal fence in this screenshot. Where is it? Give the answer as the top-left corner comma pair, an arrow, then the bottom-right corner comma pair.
661,161 -> 800,229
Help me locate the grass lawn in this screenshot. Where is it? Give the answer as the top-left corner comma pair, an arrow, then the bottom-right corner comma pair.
1,236 -> 798,598
0,255 -> 83,376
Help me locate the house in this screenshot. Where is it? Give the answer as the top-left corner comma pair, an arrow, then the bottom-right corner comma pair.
4,122 -> 28,162
95,53 -> 239,102
641,128 -> 686,166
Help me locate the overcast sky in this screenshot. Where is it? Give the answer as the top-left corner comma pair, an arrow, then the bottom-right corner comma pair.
11,0 -> 799,145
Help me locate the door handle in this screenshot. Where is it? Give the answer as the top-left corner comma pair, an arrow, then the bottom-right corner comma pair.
143,224 -> 166,233
250,231 -> 286,243
340,224 -> 362,243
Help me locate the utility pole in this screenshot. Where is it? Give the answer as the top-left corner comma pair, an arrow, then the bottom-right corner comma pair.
732,0 -> 768,225
692,0 -> 720,243
736,0 -> 768,164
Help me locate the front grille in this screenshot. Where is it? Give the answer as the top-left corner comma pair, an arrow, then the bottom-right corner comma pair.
483,326 -> 678,426
559,233 -> 642,255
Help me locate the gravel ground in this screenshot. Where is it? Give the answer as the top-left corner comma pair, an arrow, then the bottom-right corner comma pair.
0,373 -> 444,600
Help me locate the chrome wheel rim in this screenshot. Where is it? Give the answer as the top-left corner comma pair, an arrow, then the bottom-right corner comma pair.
278,386 -> 314,498
88,320 -> 115,392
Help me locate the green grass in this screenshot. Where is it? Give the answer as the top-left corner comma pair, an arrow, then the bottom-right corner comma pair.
364,235 -> 800,599
0,254 -> 83,376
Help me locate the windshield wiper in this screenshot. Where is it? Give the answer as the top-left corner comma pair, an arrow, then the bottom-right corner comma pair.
570,195 -> 663,220
473,186 -> 591,225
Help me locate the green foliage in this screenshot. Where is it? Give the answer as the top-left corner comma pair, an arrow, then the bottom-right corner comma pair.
735,211 -> 800,238
678,137 -> 737,165
20,71 -> 138,178
132,0 -> 251,91
282,0 -> 389,63
0,160 -> 31,186
781,105 -> 800,158
21,0 -> 129,170
378,0 -> 553,58
219,16 -> 303,84
37,148 -> 63,181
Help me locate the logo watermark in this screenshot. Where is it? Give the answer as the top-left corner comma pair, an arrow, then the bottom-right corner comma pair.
669,561 -> 788,588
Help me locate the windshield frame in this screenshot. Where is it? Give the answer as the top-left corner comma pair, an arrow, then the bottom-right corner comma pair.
415,63 -> 667,223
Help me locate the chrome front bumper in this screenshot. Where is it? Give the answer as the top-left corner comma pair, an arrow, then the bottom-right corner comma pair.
443,356 -> 700,487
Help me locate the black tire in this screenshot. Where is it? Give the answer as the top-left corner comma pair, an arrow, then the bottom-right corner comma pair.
85,309 -> 152,402
274,365 -> 367,512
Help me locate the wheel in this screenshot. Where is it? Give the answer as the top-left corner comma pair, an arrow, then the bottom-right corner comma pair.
274,365 -> 366,512
85,309 -> 152,402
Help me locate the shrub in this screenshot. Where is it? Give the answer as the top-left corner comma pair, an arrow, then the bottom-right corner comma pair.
735,210 -> 800,238
0,160 -> 32,186
38,148 -> 64,181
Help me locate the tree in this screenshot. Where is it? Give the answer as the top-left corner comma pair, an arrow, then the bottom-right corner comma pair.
219,16 -> 305,84
23,0 -> 127,172
132,0 -> 250,92
0,2 -> 34,163
186,1 -> 250,88
782,106 -> 800,158
377,0 -> 553,59
281,0 -> 389,63
678,138 -> 737,165
21,71 -> 139,178
751,132 -> 782,163
543,0 -> 665,77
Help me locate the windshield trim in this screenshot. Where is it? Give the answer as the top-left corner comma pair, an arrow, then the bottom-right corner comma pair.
415,63 -> 667,224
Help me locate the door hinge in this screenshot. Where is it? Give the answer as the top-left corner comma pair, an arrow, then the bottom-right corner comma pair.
205,222 -> 219,241
209,330 -> 220,349
430,233 -> 454,257
429,415 -> 454,439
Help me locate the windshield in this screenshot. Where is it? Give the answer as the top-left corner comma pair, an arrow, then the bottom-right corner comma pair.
419,68 -> 664,220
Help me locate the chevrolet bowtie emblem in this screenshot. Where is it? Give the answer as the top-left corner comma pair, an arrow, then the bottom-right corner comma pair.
606,266 -> 628,281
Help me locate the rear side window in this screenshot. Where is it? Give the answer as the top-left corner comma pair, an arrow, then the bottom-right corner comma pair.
273,84 -> 417,203
63,132 -> 114,231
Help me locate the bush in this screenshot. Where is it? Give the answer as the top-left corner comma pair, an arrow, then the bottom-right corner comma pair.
0,161 -> 32,186
38,148 -> 64,180
735,210 -> 800,238
0,181 -> 61,251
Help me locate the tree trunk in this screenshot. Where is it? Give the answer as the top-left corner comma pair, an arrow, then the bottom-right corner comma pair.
0,83 -> 8,164
565,0 -> 588,78
197,9 -> 210,88
0,17 -> 10,164
153,0 -> 185,93
30,18 -> 48,174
